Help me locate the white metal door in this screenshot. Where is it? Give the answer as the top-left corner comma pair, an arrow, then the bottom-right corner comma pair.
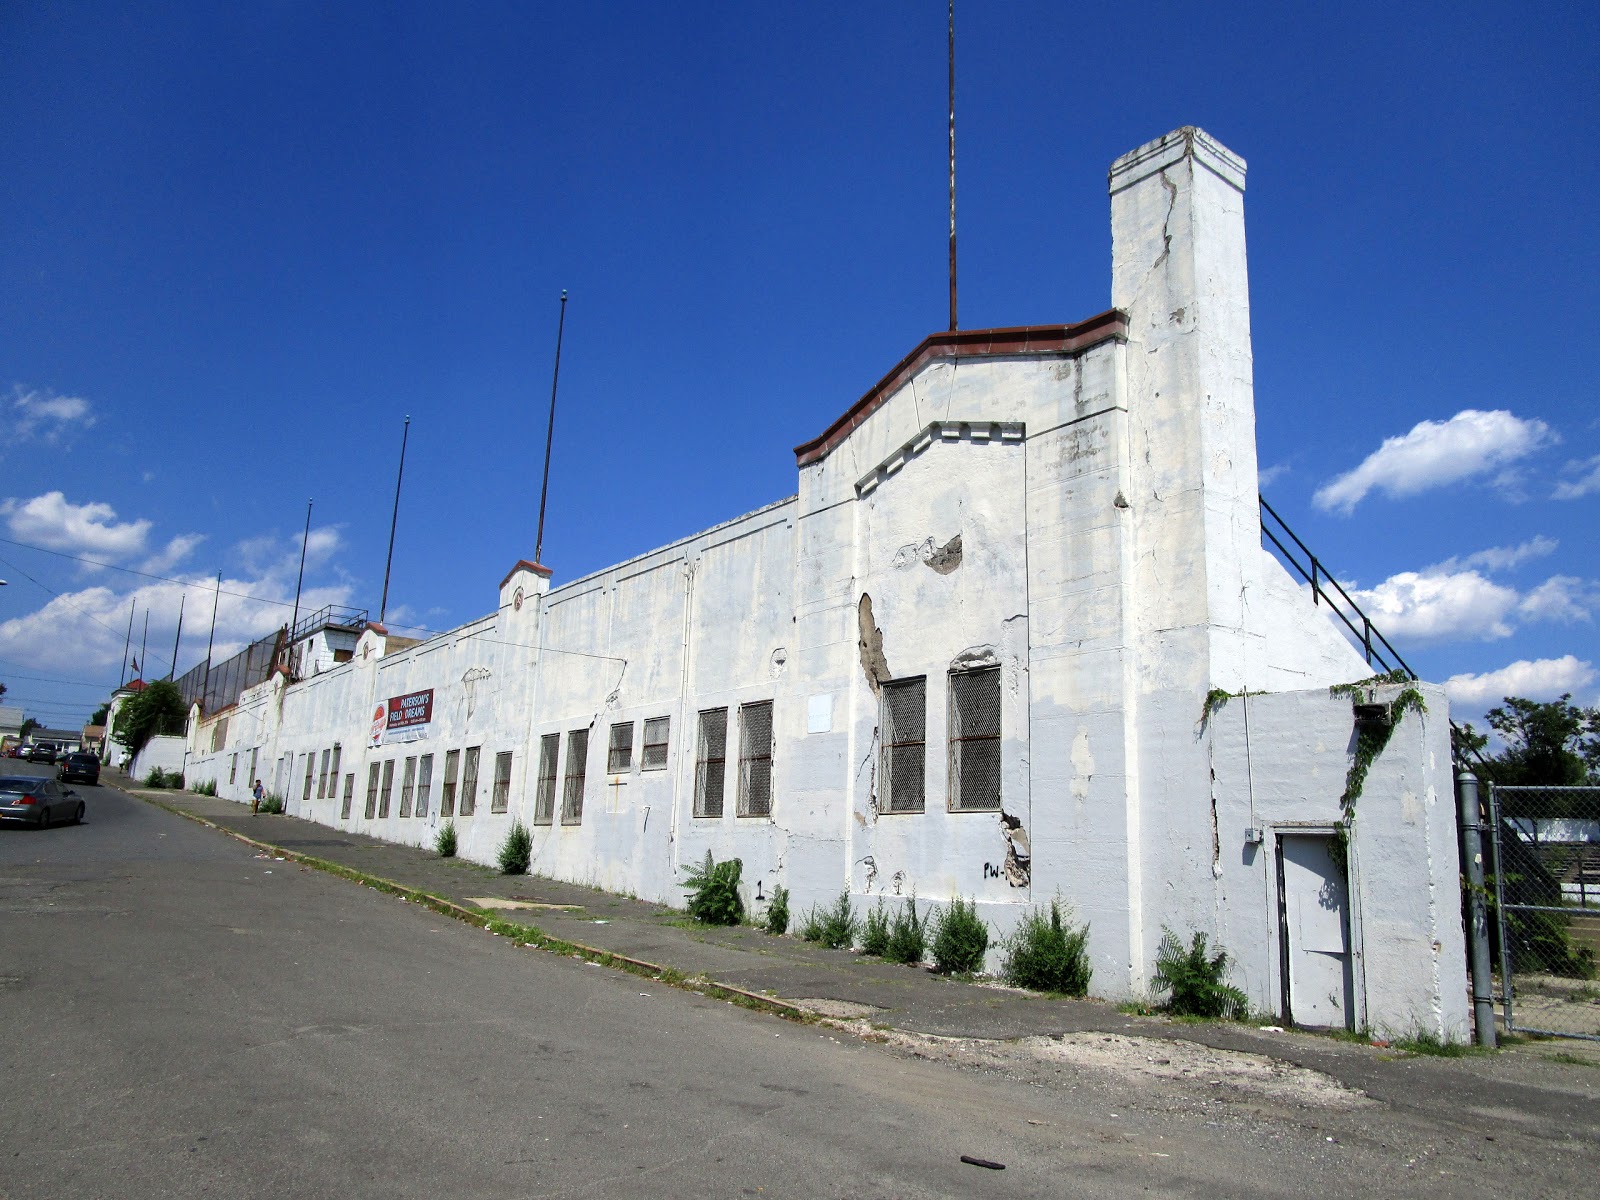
1279,834 -> 1353,1029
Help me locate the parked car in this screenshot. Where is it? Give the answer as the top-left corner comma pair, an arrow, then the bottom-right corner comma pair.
0,776 -> 84,828
24,744 -> 57,764
57,753 -> 101,785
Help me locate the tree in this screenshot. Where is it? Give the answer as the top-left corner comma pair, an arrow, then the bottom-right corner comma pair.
111,679 -> 188,757
89,702 -> 110,727
1464,694 -> 1600,787
20,717 -> 37,740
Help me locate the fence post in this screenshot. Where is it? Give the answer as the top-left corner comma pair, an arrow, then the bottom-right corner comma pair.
1457,768 -> 1497,1047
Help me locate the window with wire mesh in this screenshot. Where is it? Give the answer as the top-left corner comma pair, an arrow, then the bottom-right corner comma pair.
341,773 -> 354,820
416,754 -> 433,818
460,746 -> 480,816
329,745 -> 342,797
608,722 -> 634,773
738,700 -> 774,818
695,708 -> 727,818
318,748 -> 331,799
880,677 -> 927,813
441,749 -> 459,816
229,753 -> 238,785
364,762 -> 380,819
533,733 -> 558,825
379,759 -> 395,818
491,750 -> 513,813
948,667 -> 1002,811
641,716 -> 670,770
302,754 -> 315,803
561,730 -> 588,824
399,756 -> 417,817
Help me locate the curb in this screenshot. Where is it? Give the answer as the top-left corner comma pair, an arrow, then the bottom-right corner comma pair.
127,787 -> 815,1024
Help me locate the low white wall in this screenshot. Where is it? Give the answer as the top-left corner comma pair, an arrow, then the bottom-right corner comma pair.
128,735 -> 187,783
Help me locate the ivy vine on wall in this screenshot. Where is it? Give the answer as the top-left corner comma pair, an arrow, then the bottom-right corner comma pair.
1328,671 -> 1427,861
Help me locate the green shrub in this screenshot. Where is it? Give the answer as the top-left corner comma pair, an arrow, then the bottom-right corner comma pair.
1002,898 -> 1092,995
884,895 -> 926,965
1151,927 -> 1247,1019
436,819 -> 458,858
818,889 -> 858,950
798,904 -> 826,942
145,767 -> 168,788
931,896 -> 989,974
859,897 -> 891,956
763,884 -> 790,935
680,852 -> 744,925
258,791 -> 284,814
498,820 -> 532,875
169,772 -> 185,790
192,778 -> 216,797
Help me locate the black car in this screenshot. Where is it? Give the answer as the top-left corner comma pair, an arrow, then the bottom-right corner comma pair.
24,743 -> 58,764
0,776 -> 84,828
57,753 -> 100,785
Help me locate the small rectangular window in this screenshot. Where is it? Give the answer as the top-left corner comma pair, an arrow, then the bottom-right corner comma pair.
365,762 -> 380,819
399,756 -> 417,818
441,749 -> 460,816
212,717 -> 229,755
379,759 -> 395,818
695,708 -> 727,818
534,733 -> 558,825
416,754 -> 433,818
341,772 -> 355,819
460,746 -> 480,816
641,716 -> 669,770
229,753 -> 238,785
607,722 -> 634,773
317,748 -> 331,799
561,729 -> 588,824
949,666 -> 1002,811
302,754 -> 315,804
329,744 -> 342,795
881,677 -> 927,813
738,700 -> 773,818
492,751 -> 513,813
249,747 -> 259,790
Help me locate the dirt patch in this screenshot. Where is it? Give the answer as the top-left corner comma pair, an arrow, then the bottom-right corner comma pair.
789,998 -> 886,1021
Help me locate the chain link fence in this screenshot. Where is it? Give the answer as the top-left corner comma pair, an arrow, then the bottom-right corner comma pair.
1487,784 -> 1600,1040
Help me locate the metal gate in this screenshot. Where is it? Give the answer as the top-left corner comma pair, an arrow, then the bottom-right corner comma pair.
1487,784 -> 1600,1040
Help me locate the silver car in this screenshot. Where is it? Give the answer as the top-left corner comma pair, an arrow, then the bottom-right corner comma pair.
0,775 -> 85,828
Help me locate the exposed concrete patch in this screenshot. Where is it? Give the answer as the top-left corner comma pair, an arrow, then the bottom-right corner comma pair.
1000,811 -> 1031,888
856,594 -> 891,694
925,534 -> 962,574
950,644 -> 999,672
788,998 -> 886,1020
465,897 -> 582,912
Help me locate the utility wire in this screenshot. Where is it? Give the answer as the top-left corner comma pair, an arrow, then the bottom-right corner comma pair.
0,536 -> 310,611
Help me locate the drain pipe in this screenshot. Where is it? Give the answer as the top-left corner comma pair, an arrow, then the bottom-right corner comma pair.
1457,768 -> 1497,1048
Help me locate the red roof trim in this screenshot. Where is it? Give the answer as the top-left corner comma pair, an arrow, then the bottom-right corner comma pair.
794,310 -> 1127,467
365,622 -> 388,636
500,559 -> 553,590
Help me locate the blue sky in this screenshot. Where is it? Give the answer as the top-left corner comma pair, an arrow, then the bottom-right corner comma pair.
1,1 -> 1596,732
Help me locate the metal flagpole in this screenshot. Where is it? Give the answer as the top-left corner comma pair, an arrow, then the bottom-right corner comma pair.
202,572 -> 221,711
948,0 -> 958,332
290,499 -> 312,650
534,290 -> 569,566
139,611 -> 149,681
379,417 -> 410,626
120,603 -> 135,686
168,592 -> 185,680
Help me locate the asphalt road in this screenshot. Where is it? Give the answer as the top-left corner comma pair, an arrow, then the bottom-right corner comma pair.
3,771 -> 1596,1198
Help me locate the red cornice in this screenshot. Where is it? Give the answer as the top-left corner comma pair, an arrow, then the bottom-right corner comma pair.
500,559 -> 553,590
794,310 -> 1128,467
365,622 -> 388,636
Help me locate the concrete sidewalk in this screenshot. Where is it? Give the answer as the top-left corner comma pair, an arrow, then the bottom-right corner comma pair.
116,772 -> 1600,1136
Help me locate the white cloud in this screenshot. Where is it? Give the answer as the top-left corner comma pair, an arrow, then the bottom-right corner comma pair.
1313,409 -> 1555,515
1517,576 -> 1599,625
1449,536 -> 1558,573
1349,569 -> 1521,642
0,491 -> 150,559
9,386 -> 95,444
1257,462 -> 1291,489
1553,454 -> 1600,500
1444,656 -> 1597,708
138,533 -> 206,576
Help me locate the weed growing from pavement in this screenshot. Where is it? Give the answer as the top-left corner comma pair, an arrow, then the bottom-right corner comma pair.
931,896 -> 989,975
1151,927 -> 1247,1019
680,852 -> 744,925
497,820 -> 532,874
191,778 -> 217,796
883,895 -> 926,965
762,885 -> 790,935
1390,1030 -> 1483,1057
1002,897 -> 1092,995
817,890 -> 859,949
860,897 -> 891,956
435,820 -> 457,858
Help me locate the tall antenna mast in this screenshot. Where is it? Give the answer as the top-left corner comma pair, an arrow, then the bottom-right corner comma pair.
290,498 -> 312,647
535,290 -> 569,566
168,591 -> 185,680
948,0 -> 958,332
202,571 -> 221,711
380,416 -> 410,625
120,602 -> 135,686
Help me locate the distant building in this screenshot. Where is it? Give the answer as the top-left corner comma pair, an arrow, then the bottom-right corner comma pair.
0,705 -> 23,747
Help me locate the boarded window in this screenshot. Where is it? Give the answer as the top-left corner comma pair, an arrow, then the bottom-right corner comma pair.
880,677 -> 926,813
641,717 -> 669,770
948,667 -> 1002,811
364,762 -> 380,819
229,753 -> 238,785
441,749 -> 460,817
379,759 -> 395,818
607,722 -> 633,773
317,748 -> 331,799
460,746 -> 480,817
211,717 -> 229,755
738,700 -> 774,818
491,751 -> 513,813
695,708 -> 727,818
249,747 -> 259,791
329,744 -> 342,796
341,772 -> 355,820
399,756 -> 417,818
561,729 -> 588,824
302,754 -> 315,804
416,754 -> 433,818
534,733 -> 559,825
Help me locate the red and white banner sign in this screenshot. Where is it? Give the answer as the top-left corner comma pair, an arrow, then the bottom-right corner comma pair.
370,688 -> 434,746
